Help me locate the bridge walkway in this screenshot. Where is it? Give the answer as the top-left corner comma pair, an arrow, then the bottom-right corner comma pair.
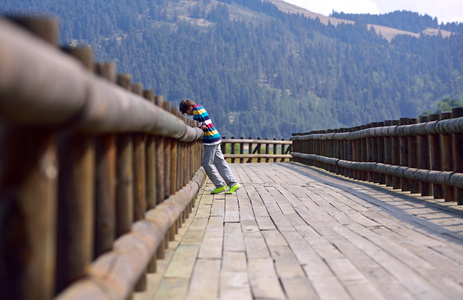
136,162 -> 463,300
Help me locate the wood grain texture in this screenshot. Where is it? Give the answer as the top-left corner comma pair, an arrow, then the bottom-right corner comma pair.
135,162 -> 463,300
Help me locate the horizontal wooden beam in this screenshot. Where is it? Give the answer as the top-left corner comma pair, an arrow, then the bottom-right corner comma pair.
292,152 -> 463,189
291,117 -> 463,140
0,18 -> 202,142
224,154 -> 292,159
222,139 -> 292,145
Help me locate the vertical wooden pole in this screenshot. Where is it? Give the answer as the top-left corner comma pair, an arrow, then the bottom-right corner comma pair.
143,90 -> 156,210
240,137 -> 245,163
131,83 -> 147,292
399,118 -> 410,191
231,137 -> 236,163
143,90 -> 157,273
408,118 -> 420,194
440,112 -> 455,202
377,122 -> 386,184
153,96 -> 166,259
347,129 -> 354,179
115,74 -> 134,237
257,137 -> 262,163
429,114 -> 444,199
265,139 -> 270,163
56,46 -> 95,295
0,127 -> 58,300
452,108 -> 463,205
93,62 -> 117,259
391,120 -> 401,189
360,125 -> 368,181
0,17 -> 58,300
384,121 -> 393,187
418,115 -> 432,196
169,107 -> 179,240
273,138 -> 277,163
371,123 -> 379,183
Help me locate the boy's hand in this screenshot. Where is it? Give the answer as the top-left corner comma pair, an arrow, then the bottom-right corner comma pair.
200,125 -> 207,131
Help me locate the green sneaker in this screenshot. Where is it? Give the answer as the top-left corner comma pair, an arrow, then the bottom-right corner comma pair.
211,186 -> 227,194
226,183 -> 241,194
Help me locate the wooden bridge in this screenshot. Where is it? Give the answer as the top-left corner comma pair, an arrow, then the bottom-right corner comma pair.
2,16 -> 463,300
135,162 -> 463,300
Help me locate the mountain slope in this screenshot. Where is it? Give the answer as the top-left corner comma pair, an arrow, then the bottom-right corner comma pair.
266,0 -> 454,41
1,0 -> 463,138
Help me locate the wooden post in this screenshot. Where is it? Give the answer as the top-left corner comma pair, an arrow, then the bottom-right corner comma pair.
391,120 -> 401,189
247,137 -> 253,163
143,90 -> 157,273
418,115 -> 432,196
231,137 -> 236,163
163,102 -> 172,202
55,46 -> 95,295
376,122 -> 386,184
240,137 -> 244,164
169,107 -> 179,240
347,128 -> 354,179
452,108 -> 463,204
352,128 -> 359,180
93,62 -> 117,259
440,111 -> 455,202
154,95 -> 166,259
429,114 -> 444,199
408,118 -> 420,194
115,74 -> 134,237
0,17 -> 58,300
0,127 -> 58,300
399,118 -> 410,191
131,83 -> 147,292
265,138 -> 270,163
371,123 -> 379,183
257,137 -> 262,163
143,90 -> 156,210
360,125 -> 368,181
273,138 -> 277,163
384,120 -> 393,186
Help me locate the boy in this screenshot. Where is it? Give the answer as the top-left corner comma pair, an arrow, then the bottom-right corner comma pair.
179,99 -> 241,194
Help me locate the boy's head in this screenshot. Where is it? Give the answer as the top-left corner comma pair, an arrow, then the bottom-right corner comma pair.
179,99 -> 196,115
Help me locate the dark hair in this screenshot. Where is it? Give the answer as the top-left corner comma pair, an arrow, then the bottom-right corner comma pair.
179,99 -> 196,114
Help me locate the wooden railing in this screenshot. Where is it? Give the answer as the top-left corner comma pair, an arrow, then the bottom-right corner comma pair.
291,110 -> 463,204
0,17 -> 206,300
221,137 -> 292,163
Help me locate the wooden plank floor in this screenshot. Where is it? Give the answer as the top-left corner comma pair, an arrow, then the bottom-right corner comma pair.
135,162 -> 463,300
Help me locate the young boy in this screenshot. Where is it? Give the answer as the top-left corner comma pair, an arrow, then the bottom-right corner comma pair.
179,99 -> 241,194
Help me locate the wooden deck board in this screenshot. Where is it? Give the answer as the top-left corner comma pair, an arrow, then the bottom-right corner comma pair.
139,162 -> 463,300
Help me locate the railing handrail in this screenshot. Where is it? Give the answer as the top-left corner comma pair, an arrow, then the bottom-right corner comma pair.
291,116 -> 463,141
222,138 -> 292,144
0,17 -> 203,141
291,111 -> 463,204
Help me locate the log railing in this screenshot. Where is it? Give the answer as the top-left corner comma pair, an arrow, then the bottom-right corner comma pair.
291,110 -> 463,204
221,137 -> 292,163
0,17 -> 206,300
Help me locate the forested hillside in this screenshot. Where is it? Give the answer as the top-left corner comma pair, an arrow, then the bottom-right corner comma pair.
2,0 -> 463,138
331,10 -> 463,34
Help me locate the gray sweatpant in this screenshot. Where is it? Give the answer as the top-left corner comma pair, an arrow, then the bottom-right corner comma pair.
202,143 -> 238,188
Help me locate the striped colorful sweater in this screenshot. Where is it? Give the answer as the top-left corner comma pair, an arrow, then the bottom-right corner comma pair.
192,105 -> 221,145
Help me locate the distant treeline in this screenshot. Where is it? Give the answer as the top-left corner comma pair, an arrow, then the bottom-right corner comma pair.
331,10 -> 463,34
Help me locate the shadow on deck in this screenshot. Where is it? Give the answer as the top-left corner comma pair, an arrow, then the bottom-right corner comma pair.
136,162 -> 463,300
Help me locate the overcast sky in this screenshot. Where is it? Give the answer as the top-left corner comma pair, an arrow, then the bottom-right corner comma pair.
282,0 -> 463,24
